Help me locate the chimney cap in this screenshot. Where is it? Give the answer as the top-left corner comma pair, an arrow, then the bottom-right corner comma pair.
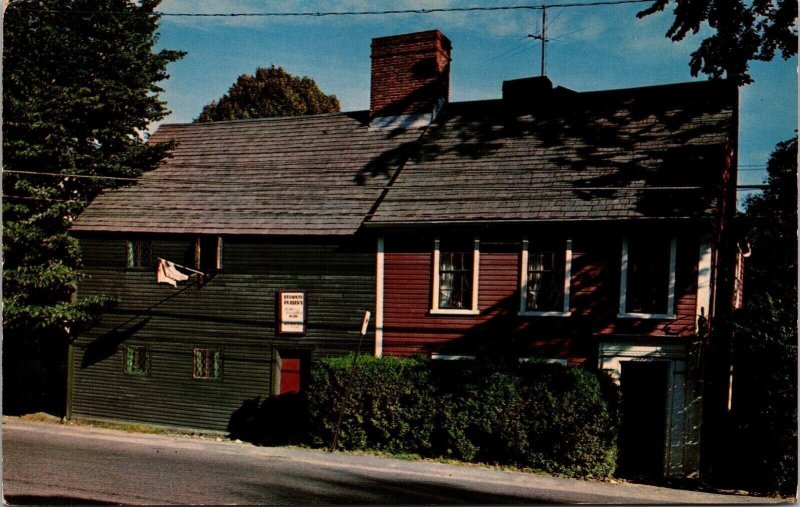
371,30 -> 452,53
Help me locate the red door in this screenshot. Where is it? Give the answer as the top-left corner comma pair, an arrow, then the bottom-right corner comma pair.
279,358 -> 302,395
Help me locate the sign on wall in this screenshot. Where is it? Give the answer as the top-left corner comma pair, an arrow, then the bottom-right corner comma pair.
278,290 -> 306,335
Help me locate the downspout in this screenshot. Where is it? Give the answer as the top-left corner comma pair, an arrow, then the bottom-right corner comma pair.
375,236 -> 384,357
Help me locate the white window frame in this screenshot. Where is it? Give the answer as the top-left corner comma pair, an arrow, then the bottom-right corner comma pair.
618,236 -> 677,319
431,237 -> 480,315
519,236 -> 572,317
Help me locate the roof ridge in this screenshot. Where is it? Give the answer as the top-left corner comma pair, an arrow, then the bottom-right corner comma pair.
158,110 -> 370,128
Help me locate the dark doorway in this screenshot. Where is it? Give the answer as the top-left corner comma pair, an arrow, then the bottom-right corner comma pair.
618,361 -> 669,478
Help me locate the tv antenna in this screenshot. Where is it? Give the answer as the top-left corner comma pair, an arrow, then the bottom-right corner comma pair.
528,3 -> 548,76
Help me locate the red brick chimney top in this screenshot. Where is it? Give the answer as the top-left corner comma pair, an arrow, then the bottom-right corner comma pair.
370,30 -> 452,126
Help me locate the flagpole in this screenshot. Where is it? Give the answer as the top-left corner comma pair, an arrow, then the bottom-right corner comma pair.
330,310 -> 371,453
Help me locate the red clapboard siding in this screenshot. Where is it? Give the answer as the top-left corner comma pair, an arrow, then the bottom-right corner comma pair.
383,232 -> 701,359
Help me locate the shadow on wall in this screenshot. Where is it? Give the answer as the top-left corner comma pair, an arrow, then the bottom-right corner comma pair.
81,317 -> 151,368
227,392 -> 309,446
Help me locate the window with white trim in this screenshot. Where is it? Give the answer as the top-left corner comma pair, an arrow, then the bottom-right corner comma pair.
432,238 -> 480,314
619,236 -> 676,318
519,237 -> 572,315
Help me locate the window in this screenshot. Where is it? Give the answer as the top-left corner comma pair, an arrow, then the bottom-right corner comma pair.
127,240 -> 153,268
619,236 -> 676,318
124,345 -> 150,375
196,236 -> 222,272
519,237 -> 572,315
193,348 -> 222,379
432,238 -> 479,314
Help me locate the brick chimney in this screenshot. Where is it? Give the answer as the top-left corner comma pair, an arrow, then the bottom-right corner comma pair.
370,30 -> 451,129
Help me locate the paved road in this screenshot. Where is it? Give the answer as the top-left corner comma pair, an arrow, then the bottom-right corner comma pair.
2,419 -> 786,505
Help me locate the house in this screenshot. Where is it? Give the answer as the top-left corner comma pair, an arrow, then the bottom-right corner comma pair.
68,30 -> 739,478
66,101 -> 423,431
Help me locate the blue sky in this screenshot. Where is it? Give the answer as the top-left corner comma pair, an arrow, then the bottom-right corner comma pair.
154,1 -> 797,204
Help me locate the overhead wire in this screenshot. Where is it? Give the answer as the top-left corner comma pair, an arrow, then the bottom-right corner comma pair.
13,0 -> 656,17
3,169 -> 748,192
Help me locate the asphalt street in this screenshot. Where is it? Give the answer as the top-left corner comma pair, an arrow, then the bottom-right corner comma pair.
2,418 -> 788,505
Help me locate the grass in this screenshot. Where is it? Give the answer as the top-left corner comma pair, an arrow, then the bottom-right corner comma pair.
14,412 -> 221,438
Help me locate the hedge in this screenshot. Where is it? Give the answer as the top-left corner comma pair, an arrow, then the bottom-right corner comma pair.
305,355 -> 618,478
306,355 -> 437,453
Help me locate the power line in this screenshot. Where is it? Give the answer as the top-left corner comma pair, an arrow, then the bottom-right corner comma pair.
3,170 -> 733,192
4,169 -> 140,182
3,194 -> 87,204
14,0 -> 654,18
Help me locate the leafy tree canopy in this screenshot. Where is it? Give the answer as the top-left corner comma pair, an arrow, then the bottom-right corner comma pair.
3,0 -> 185,341
195,65 -> 340,122
638,0 -> 797,84
730,137 -> 797,495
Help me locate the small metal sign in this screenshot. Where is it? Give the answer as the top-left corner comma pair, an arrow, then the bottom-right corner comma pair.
278,290 -> 306,335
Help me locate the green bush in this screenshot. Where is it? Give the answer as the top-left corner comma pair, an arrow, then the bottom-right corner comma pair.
432,362 -> 617,477
306,355 -> 618,478
306,354 -> 436,453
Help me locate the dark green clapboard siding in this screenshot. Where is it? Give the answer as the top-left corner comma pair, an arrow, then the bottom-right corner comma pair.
70,234 -> 376,430
71,341 -> 272,430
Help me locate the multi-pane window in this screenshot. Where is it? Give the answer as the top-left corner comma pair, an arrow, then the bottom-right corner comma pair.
127,240 -> 152,268
526,241 -> 565,312
124,345 -> 150,375
438,240 -> 475,310
621,236 -> 676,316
193,348 -> 222,379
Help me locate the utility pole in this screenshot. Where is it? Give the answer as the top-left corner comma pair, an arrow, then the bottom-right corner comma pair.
528,3 -> 548,76
541,3 -> 547,76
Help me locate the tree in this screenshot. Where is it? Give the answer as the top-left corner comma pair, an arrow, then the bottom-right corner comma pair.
195,65 -> 340,122
728,137 -> 797,495
637,0 -> 797,84
2,0 -> 184,413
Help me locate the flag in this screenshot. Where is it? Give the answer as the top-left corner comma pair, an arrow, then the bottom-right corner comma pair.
157,258 -> 189,287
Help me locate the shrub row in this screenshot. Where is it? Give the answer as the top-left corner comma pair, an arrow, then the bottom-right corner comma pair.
305,355 -> 618,478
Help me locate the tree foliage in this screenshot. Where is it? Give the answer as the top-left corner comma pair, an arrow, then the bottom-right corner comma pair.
195,65 -> 340,122
3,0 -> 184,343
729,137 -> 797,495
637,0 -> 797,84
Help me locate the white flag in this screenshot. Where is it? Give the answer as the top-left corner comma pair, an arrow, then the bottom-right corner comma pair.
157,258 -> 189,287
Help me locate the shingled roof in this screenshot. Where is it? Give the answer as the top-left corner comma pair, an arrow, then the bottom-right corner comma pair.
71,80 -> 736,236
70,112 -> 423,235
366,80 -> 737,226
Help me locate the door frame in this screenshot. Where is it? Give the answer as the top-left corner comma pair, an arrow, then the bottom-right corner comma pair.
598,341 -> 696,478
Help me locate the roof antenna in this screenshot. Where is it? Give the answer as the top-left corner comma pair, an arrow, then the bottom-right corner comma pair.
528,2 -> 548,76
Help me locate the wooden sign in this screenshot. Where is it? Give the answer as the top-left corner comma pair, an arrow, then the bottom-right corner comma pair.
278,290 -> 306,335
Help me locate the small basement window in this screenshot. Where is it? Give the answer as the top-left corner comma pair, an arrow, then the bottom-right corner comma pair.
619,236 -> 676,318
431,237 -> 480,315
196,236 -> 222,272
127,240 -> 153,268
124,345 -> 150,375
193,348 -> 222,379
